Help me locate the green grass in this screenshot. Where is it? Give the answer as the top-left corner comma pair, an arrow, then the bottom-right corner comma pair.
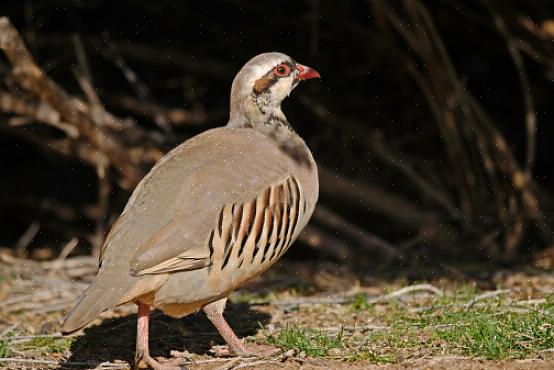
431,302 -> 554,359
22,336 -> 73,354
0,337 -> 12,358
265,325 -> 345,357
360,290 -> 554,360
271,285 -> 554,362
348,293 -> 371,312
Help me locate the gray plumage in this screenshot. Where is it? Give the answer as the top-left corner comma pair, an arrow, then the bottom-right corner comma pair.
62,52 -> 319,334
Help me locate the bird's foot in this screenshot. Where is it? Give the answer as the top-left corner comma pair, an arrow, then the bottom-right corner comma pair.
211,343 -> 280,358
135,352 -> 188,370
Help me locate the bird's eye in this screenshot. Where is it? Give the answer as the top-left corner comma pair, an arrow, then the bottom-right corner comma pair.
274,64 -> 290,77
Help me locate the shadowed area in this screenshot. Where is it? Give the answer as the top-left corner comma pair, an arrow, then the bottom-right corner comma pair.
64,302 -> 271,367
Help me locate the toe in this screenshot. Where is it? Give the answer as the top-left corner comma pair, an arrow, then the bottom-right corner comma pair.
143,354 -> 189,370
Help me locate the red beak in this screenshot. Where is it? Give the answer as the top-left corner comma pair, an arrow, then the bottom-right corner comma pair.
295,64 -> 321,80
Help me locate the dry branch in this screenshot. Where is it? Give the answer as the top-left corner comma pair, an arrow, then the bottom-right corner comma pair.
0,16 -> 142,189
318,166 -> 460,247
312,205 -> 400,259
299,225 -> 354,261
486,2 -> 537,180
370,0 -> 552,257
368,133 -> 461,222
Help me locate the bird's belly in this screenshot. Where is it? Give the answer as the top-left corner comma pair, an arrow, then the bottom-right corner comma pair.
151,269 -> 221,313
156,301 -> 207,318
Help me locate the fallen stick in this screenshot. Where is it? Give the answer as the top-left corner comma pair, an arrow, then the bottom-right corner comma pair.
232,359 -> 281,369
465,289 -> 512,309
264,283 -> 444,307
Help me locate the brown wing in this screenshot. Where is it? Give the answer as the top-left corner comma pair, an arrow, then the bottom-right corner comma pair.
129,220 -> 212,275
130,174 -> 309,291
100,128 -> 302,276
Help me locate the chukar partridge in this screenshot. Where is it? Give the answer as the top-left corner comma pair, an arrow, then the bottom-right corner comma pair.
62,52 -> 320,370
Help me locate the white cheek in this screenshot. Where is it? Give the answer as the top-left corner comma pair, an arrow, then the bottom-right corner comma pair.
272,78 -> 294,101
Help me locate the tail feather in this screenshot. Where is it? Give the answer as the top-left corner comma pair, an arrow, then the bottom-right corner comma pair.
62,281 -> 129,334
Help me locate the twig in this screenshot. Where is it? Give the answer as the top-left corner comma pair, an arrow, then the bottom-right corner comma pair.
369,283 -> 444,302
14,221 -> 40,253
517,298 -> 546,305
465,289 -> 511,309
313,205 -> 400,259
0,324 -> 18,338
368,133 -> 461,222
105,94 -> 212,126
266,283 -> 443,307
318,166 -> 459,246
114,41 -> 232,78
233,359 -> 281,369
40,255 -> 98,270
486,2 -> 537,180
0,91 -> 79,138
214,357 -> 242,370
47,238 -> 79,278
216,350 -> 295,370
189,357 -> 240,364
100,32 -> 170,133
298,225 -> 354,261
71,34 -> 102,108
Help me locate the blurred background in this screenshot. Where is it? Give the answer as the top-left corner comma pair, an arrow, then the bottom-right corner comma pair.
1,0 -> 554,277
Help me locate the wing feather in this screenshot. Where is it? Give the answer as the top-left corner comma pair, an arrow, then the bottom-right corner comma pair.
103,128 -> 299,277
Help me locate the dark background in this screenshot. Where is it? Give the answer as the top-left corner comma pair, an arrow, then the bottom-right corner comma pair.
2,0 -> 554,274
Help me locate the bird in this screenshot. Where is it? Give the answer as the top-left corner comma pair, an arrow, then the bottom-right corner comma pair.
62,52 -> 320,370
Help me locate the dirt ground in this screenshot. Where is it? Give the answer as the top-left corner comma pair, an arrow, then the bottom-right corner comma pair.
192,359 -> 554,370
1,250 -> 553,370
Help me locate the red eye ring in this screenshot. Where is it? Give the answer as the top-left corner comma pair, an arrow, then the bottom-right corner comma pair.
274,64 -> 290,77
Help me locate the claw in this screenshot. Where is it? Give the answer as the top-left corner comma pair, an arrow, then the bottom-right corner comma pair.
135,351 -> 188,370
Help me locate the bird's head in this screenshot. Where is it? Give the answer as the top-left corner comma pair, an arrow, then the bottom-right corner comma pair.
229,52 -> 320,127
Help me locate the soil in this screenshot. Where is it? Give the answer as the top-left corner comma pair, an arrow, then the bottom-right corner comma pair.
1,252 -> 553,370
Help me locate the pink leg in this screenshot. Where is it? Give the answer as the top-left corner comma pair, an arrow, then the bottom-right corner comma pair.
135,303 -> 188,370
203,300 -> 279,358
